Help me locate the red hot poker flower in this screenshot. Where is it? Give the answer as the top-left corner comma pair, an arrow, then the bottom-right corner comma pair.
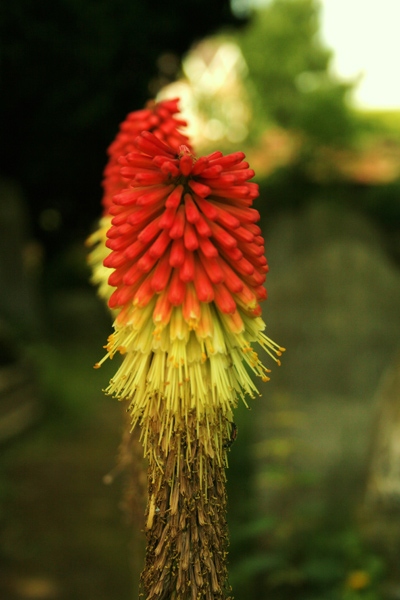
98,131 -> 285,432
93,109 -> 285,600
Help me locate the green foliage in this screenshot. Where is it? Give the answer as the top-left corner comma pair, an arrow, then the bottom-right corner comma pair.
360,110 -> 400,139
236,0 -> 358,146
227,393 -> 388,600
297,81 -> 356,146
238,0 -> 330,124
229,470 -> 386,600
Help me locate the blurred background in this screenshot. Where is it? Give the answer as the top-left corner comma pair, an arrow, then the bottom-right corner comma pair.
1,0 -> 400,598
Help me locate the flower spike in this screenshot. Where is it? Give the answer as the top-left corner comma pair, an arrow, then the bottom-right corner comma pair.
98,131 -> 285,453
92,103 -> 285,600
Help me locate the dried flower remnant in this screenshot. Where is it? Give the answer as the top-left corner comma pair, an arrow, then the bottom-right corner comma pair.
142,415 -> 230,600
94,129 -> 285,599
86,99 -> 190,303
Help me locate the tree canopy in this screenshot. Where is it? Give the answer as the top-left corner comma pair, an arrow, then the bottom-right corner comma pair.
237,0 -> 356,145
